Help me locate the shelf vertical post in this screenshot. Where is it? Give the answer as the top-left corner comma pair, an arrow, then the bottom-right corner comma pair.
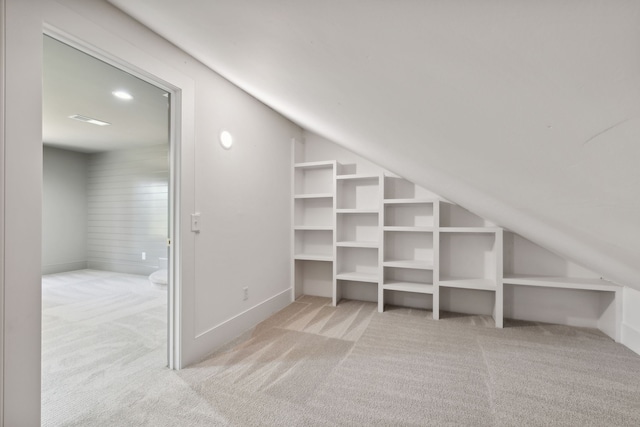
377,174 -> 385,313
433,200 -> 440,320
494,228 -> 504,328
290,138 -> 297,302
332,162 -> 339,306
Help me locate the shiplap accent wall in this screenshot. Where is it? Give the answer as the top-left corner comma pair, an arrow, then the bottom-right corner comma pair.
87,145 -> 169,275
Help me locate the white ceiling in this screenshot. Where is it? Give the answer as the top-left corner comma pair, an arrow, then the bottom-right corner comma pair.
108,0 -> 640,288
43,35 -> 169,153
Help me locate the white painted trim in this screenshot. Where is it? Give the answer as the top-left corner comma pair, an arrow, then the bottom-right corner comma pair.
41,11 -> 189,369
621,322 -> 640,356
42,261 -> 88,275
0,0 -> 5,421
187,288 -> 292,365
167,84 -> 180,370
41,29 -> 182,368
3,1 -> 43,424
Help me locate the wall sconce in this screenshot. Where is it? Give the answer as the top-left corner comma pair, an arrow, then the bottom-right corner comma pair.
219,130 -> 233,150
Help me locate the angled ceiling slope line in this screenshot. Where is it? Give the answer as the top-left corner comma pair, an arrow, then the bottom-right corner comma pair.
108,0 -> 640,290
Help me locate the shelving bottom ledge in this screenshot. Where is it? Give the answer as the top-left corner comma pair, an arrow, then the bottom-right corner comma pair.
438,278 -> 498,291
336,272 -> 379,283
382,282 -> 435,294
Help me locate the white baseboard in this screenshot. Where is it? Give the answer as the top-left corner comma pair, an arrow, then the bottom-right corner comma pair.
622,322 -> 640,356
42,261 -> 88,275
184,288 -> 293,367
87,261 -> 155,276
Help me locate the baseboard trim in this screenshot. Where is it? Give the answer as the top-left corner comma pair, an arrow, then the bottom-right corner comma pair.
87,261 -> 154,276
42,261 -> 88,275
621,322 -> 640,356
184,288 -> 293,367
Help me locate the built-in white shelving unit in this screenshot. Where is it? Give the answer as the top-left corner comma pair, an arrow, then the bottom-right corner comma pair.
293,161 -> 336,298
292,149 -> 622,340
379,176 -> 440,314
334,170 -> 382,306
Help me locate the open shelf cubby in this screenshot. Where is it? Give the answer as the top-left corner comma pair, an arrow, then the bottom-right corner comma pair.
294,259 -> 333,299
384,175 -> 440,200
439,231 -> 502,289
336,211 -> 379,247
439,203 -> 495,228
383,266 -> 434,294
383,231 -> 434,270
334,244 -> 379,308
294,229 -> 333,262
384,201 -> 435,228
294,197 -> 333,228
294,161 -> 335,196
335,246 -> 379,282
336,175 -> 380,210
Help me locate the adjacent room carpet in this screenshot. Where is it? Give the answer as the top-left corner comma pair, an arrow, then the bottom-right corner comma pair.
42,273 -> 640,426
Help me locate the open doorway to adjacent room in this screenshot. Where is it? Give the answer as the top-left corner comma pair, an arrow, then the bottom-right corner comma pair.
41,34 -> 174,424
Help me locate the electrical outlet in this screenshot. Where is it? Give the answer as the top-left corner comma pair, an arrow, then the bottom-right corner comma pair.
243,287 -> 249,301
141,252 -> 146,260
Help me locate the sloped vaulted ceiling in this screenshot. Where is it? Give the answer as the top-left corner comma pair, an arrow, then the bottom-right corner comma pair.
108,0 -> 640,290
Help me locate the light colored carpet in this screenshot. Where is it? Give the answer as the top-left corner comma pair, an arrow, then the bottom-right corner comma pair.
42,270 -> 167,426
42,273 -> 640,426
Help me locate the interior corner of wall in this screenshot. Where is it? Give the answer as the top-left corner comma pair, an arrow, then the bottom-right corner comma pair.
622,322 -> 640,356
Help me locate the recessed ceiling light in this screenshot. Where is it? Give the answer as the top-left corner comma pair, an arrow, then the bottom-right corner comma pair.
69,114 -> 111,126
112,90 -> 133,100
219,130 -> 233,149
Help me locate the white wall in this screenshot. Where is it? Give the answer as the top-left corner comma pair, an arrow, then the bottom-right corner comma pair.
192,78 -> 296,342
622,287 -> 640,355
87,145 -> 168,275
45,0 -> 302,364
503,232 -> 608,329
42,146 -> 89,274
2,0 -> 43,424
112,1 -> 640,294
0,0 -> 6,421
2,0 -> 302,423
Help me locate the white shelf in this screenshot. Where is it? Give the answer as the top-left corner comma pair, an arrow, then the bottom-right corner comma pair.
383,260 -> 434,270
439,278 -> 497,291
336,241 -> 379,248
294,160 -> 336,169
336,174 -> 379,181
383,198 -> 437,205
383,281 -> 434,294
294,155 -> 508,329
336,272 -> 379,283
439,227 -> 501,233
294,254 -> 333,262
294,225 -> 334,231
383,226 -> 434,232
336,209 -> 379,214
294,193 -> 333,199
503,275 -> 620,292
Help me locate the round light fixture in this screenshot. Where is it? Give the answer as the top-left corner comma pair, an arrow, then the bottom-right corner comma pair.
112,90 -> 133,100
219,130 -> 233,150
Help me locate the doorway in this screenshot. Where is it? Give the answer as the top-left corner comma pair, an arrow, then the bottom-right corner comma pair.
41,34 -> 176,424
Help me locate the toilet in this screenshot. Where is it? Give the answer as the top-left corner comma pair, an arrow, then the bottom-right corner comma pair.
149,257 -> 168,289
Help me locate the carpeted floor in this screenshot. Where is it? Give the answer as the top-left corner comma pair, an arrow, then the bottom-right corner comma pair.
42,271 -> 640,426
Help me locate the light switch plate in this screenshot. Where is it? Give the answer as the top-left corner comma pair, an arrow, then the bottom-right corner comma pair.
191,213 -> 201,232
